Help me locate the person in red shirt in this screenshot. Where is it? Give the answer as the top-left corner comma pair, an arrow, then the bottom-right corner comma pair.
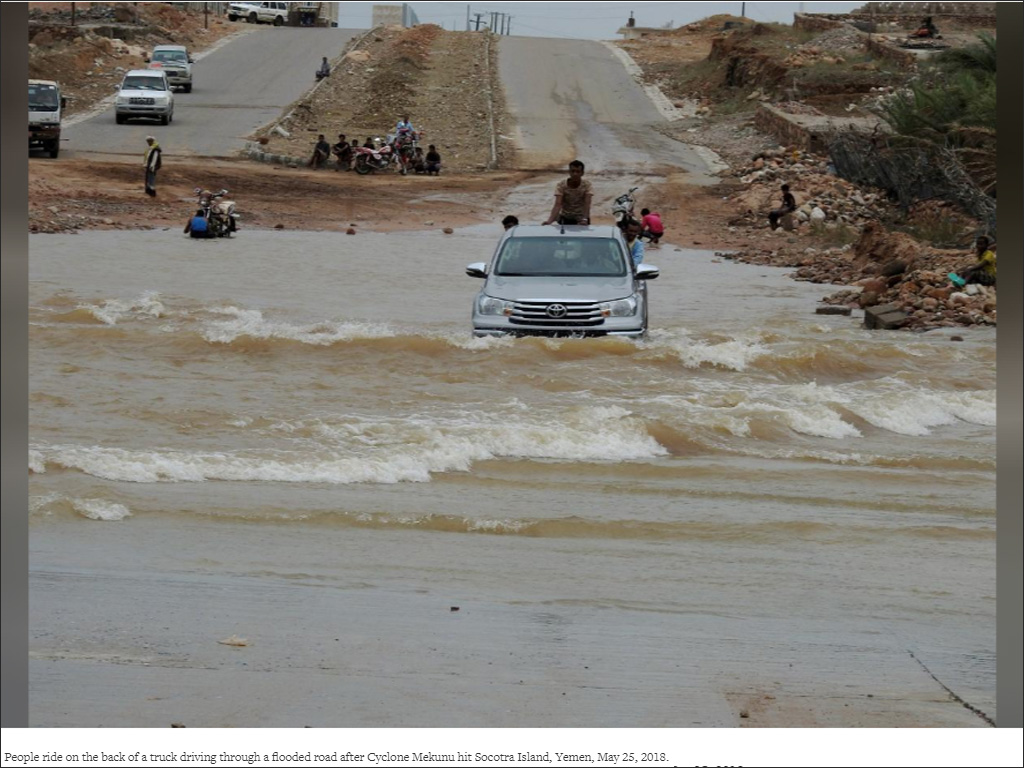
640,208 -> 664,245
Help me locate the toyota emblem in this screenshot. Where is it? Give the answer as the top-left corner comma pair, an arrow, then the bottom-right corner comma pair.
546,304 -> 568,318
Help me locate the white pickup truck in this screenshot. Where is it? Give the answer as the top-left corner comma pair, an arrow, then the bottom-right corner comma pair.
29,79 -> 65,158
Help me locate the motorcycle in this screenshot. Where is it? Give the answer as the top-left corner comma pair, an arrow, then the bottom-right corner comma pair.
352,138 -> 405,175
611,186 -> 639,229
185,188 -> 239,237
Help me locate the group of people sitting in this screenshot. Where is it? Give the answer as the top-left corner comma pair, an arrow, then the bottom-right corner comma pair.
307,116 -> 442,175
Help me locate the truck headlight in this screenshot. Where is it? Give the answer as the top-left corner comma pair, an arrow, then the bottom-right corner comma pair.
478,295 -> 512,316
600,296 -> 638,317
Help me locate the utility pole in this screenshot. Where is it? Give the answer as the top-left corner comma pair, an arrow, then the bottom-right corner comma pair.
506,16 -> 511,35
473,12 -> 484,31
70,2 -> 76,26
204,2 -> 209,29
490,12 -> 497,32
741,2 -> 746,18
466,4 -> 470,31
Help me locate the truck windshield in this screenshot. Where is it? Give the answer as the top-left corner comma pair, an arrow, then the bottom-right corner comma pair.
495,238 -> 627,277
122,76 -> 167,91
28,84 -> 59,111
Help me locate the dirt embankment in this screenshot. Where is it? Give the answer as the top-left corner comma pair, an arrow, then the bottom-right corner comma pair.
616,14 -> 996,329
29,2 -> 240,118
257,25 -> 510,173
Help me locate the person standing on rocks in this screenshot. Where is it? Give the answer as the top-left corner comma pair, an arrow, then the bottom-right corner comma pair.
768,183 -> 796,230
543,160 -> 592,226
143,136 -> 162,198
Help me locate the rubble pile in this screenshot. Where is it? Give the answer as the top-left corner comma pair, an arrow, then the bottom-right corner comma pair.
784,24 -> 867,66
728,145 -> 897,232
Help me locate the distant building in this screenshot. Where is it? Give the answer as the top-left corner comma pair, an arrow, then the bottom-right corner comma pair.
372,3 -> 419,28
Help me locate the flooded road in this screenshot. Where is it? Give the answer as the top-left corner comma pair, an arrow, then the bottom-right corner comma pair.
28,228 -> 996,727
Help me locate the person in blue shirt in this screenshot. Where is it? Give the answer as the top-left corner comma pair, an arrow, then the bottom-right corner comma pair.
396,115 -> 415,137
185,210 -> 212,238
624,218 -> 644,267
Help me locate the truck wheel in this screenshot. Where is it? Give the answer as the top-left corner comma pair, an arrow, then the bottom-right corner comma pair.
49,142 -> 60,159
116,114 -> 126,124
248,12 -> 258,23
183,84 -> 192,93
160,114 -> 169,126
228,13 -> 238,21
273,15 -> 283,25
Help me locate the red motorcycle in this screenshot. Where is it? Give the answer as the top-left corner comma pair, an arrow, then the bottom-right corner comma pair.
352,138 -> 405,175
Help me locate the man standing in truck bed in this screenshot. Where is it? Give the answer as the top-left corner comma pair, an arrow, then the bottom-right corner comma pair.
543,160 -> 593,226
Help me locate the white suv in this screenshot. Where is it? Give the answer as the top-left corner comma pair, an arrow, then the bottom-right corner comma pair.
227,2 -> 289,25
146,45 -> 193,92
115,69 -> 174,125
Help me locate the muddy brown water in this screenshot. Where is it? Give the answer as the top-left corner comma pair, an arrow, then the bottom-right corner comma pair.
27,227 -> 995,726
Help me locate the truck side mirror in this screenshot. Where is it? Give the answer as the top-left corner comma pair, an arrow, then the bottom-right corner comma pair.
60,97 -> 67,109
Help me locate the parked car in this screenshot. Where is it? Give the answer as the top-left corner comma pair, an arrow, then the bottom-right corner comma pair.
466,225 -> 659,338
227,1 -> 289,25
115,69 -> 174,125
146,44 -> 193,93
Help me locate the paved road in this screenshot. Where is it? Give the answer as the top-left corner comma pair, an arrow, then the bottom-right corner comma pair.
64,27 -> 361,158
498,37 -> 717,181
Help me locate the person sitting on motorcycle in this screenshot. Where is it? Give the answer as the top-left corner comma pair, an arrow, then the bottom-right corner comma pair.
396,115 -> 416,139
543,160 -> 592,226
309,134 -> 331,169
364,136 -> 377,149
425,145 -> 442,176
332,134 -> 352,171
316,56 -> 331,80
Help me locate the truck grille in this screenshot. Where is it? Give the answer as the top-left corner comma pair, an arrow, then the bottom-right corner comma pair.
507,300 -> 604,328
130,97 -> 155,105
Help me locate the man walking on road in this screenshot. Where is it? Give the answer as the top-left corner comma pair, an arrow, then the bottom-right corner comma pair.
144,136 -> 162,197
543,160 -> 592,226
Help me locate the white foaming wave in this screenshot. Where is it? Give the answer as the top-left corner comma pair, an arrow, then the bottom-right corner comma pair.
29,493 -> 131,521
438,332 -> 516,351
201,307 -> 396,345
29,493 -> 63,515
71,498 -> 132,521
848,388 -> 996,436
314,405 -> 666,462
655,382 -> 861,440
648,329 -> 770,371
29,407 -> 666,485
29,450 -> 46,474
80,291 -> 166,325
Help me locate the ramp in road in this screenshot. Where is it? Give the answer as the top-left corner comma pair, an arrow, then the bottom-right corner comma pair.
498,36 -> 719,182
64,27 -> 361,158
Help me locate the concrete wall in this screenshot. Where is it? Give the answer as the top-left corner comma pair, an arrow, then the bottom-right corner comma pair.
754,104 -> 886,154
